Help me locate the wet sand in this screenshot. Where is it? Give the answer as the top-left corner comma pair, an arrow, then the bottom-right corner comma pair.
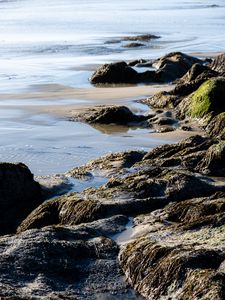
0,82 -> 203,176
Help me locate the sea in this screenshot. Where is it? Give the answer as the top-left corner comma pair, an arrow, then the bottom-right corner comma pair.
0,0 -> 224,175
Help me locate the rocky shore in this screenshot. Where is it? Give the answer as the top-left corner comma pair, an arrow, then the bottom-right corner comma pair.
0,52 -> 225,299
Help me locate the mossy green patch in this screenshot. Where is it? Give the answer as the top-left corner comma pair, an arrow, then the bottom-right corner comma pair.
189,80 -> 216,118
189,78 -> 225,118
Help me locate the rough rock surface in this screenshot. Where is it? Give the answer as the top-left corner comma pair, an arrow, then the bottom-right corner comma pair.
0,163 -> 42,235
119,194 -> 225,300
142,53 -> 225,136
90,61 -> 139,84
70,105 -> 147,125
1,134 -> 225,299
18,136 -> 225,233
210,53 -> 225,74
207,112 -> 225,139
0,218 -> 141,299
90,52 -> 202,85
152,52 -> 202,82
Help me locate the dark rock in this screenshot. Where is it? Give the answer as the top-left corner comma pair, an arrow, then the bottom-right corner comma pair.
119,192 -> 225,299
90,52 -> 202,85
67,150 -> 146,178
69,105 -> 147,125
142,91 -> 180,109
122,34 -> 160,42
123,42 -> 145,48
153,52 -> 202,82
0,223 -> 141,299
0,163 -> 42,235
174,63 -> 218,96
207,113 -> 225,139
128,59 -> 148,66
90,61 -> 139,84
197,141 -> 225,176
210,53 -> 225,74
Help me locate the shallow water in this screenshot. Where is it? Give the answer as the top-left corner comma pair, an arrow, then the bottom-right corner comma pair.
0,104 -> 181,175
0,0 -> 224,91
0,0 -> 224,175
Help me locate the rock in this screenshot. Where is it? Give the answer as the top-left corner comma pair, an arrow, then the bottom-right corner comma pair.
210,52 -> 225,74
69,105 -> 147,125
90,61 -> 139,84
123,42 -> 145,48
0,222 -> 141,299
206,112 -> 225,139
188,77 -> 225,118
90,52 -> 202,85
67,150 -> 146,178
18,166 -> 221,233
153,52 -> 202,82
122,34 -> 160,42
119,193 -> 225,300
142,91 -> 180,109
128,59 -> 148,66
0,163 -> 42,235
174,63 -> 218,96
197,141 -> 225,176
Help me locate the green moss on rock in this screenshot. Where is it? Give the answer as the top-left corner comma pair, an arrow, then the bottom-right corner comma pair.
189,78 -> 225,118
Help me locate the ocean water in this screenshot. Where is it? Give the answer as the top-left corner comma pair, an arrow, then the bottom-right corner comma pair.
0,0 -> 224,90
0,0 -> 224,175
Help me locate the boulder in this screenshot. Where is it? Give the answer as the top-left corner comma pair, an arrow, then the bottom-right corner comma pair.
210,53 -> 225,74
197,141 -> 225,176
153,52 -> 202,82
90,61 -> 139,84
0,221 -> 140,299
122,34 -> 160,42
70,105 -> 147,125
119,194 -> 225,300
0,162 -> 42,235
90,52 -> 202,85
123,42 -> 145,48
188,77 -> 225,118
174,63 -> 218,96
207,112 -> 225,139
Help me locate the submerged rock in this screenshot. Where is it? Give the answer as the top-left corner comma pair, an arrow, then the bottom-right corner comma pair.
124,42 -> 145,48
0,163 -> 42,235
122,34 -> 160,42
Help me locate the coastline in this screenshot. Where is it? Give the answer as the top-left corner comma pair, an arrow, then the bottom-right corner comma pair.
0,48 -> 224,299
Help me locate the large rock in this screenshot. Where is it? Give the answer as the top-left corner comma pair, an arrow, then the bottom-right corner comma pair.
188,77 -> 225,118
153,52 -> 202,82
90,52 -> 202,85
119,194 -> 225,300
0,163 -> 42,235
197,141 -> 225,176
206,112 -> 225,139
210,53 -> 225,74
90,61 -> 139,84
70,105 -> 147,125
0,220 -> 141,299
